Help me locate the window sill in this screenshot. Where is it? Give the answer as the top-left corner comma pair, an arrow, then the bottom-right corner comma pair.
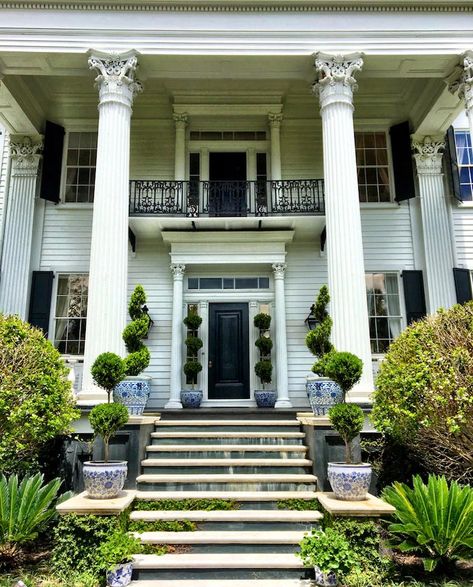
360,202 -> 398,209
456,201 -> 473,208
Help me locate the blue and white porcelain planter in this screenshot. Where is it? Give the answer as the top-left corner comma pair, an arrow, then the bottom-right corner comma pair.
181,389 -> 203,408
327,462 -> 372,501
306,376 -> 343,416
106,562 -> 133,587
83,461 -> 127,499
314,566 -> 338,587
254,389 -> 277,408
113,376 -> 151,416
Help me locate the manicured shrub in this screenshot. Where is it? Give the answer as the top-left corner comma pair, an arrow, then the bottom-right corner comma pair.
324,351 -> 363,395
133,498 -> 237,511
329,403 -> 365,463
185,335 -> 203,355
255,335 -> 273,356
298,527 -> 358,578
122,285 -> 152,376
372,303 -> 473,484
183,309 -> 203,389
184,360 -> 203,383
383,474 -> 473,572
91,352 -> 126,403
89,403 -> 129,463
255,359 -> 272,387
253,313 -> 271,330
184,312 -> 202,331
0,314 -> 79,476
305,285 -> 334,375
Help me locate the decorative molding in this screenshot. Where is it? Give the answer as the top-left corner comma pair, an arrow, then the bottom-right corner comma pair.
10,136 -> 42,176
313,52 -> 364,109
272,262 -> 287,279
173,112 -> 188,127
412,136 -> 445,175
448,50 -> 473,115
170,263 -> 186,278
268,112 -> 283,128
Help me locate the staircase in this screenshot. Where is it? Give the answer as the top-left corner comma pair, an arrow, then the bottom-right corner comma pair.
130,410 -> 321,586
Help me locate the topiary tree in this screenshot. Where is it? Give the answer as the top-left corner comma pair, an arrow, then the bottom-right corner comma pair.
255,359 -> 272,389
305,285 -> 334,376
91,352 -> 126,403
0,314 -> 79,476
372,302 -> 473,484
329,403 -> 365,463
89,403 -> 129,463
324,351 -> 363,396
183,309 -> 203,390
122,285 -> 152,377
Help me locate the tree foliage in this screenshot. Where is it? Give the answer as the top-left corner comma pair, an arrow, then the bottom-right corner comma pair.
329,403 -> 365,463
91,352 -> 126,402
89,403 -> 128,463
122,285 -> 151,377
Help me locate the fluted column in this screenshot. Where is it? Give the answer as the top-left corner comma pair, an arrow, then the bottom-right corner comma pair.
166,264 -> 186,409
449,51 -> 473,145
173,113 -> 188,181
268,112 -> 283,181
0,136 -> 42,319
272,263 -> 291,408
412,137 -> 456,312
81,50 -> 142,397
313,52 -> 374,401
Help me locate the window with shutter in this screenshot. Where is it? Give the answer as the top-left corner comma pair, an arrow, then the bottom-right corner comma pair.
28,271 -> 54,335
389,121 -> 416,202
40,121 -> 65,203
402,270 -> 427,325
453,268 -> 473,304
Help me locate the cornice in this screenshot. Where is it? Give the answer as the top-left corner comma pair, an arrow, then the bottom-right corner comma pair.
2,1 -> 473,12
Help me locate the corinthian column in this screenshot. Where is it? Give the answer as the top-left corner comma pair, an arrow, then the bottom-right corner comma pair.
412,137 -> 456,312
0,136 -> 42,319
81,50 -> 142,398
166,264 -> 186,409
173,113 -> 188,181
449,51 -> 473,145
272,263 -> 291,408
313,52 -> 374,401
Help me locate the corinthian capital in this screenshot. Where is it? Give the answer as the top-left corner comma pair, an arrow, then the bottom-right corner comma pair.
10,136 -> 43,177
170,264 -> 186,279
412,136 -> 445,176
88,50 -> 143,108
272,263 -> 287,279
268,112 -> 283,128
313,52 -> 364,109
173,113 -> 188,128
448,50 -> 473,113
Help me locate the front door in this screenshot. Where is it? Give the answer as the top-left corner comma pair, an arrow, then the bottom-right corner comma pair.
208,303 -> 250,399
209,152 -> 247,216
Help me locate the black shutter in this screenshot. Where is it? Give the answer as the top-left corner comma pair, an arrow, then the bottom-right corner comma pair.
390,121 -> 416,202
445,126 -> 462,201
453,268 -> 472,304
402,270 -> 427,324
28,271 -> 54,336
40,121 -> 65,203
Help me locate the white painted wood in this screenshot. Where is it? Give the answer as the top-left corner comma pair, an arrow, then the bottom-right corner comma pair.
0,130 -> 11,261
273,262 -> 291,408
269,112 -> 283,181
173,112 -> 187,181
166,264 -> 185,409
452,205 -> 473,268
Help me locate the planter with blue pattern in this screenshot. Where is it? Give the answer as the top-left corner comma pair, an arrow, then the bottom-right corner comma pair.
181,389 -> 203,408
113,376 -> 151,416
106,562 -> 133,587
83,461 -> 127,499
254,389 -> 277,408
327,462 -> 372,501
306,376 -> 343,416
314,566 -> 338,587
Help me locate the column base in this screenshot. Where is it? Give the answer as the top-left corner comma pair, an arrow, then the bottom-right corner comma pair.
75,390 -> 108,407
346,386 -> 374,405
165,399 -> 183,409
275,399 -> 293,409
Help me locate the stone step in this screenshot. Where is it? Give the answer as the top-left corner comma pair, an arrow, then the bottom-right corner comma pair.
130,510 -> 322,523
136,531 -> 306,544
145,445 -> 307,459
150,433 -> 305,446
130,580 -> 312,587
142,458 -> 312,467
133,553 -> 304,570
156,420 -> 300,427
135,491 -> 317,502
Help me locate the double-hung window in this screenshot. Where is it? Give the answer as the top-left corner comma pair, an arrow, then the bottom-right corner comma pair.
64,132 -> 97,203
54,274 -> 89,355
454,130 -> 473,201
365,272 -> 402,354
355,132 -> 392,203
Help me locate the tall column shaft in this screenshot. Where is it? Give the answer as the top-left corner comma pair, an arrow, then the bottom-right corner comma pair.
81,51 -> 142,396
166,264 -> 185,409
0,137 -> 42,319
413,137 -> 456,312
273,263 -> 291,408
174,113 -> 187,181
314,53 -> 374,401
269,113 -> 283,181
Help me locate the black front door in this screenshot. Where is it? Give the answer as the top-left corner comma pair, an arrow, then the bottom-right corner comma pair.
208,303 -> 250,399
209,152 -> 247,216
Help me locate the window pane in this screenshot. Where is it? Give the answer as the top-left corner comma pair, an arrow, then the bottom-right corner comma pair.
188,278 -> 198,289
259,277 -> 270,288
235,278 -> 258,289
200,278 -> 222,289
223,278 -> 234,289
54,274 -> 88,356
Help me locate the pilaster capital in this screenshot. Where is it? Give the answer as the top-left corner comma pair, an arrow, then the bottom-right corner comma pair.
88,50 -> 143,109
272,263 -> 287,279
10,136 -> 43,177
268,112 -> 283,129
448,50 -> 473,114
412,136 -> 445,176
171,264 -> 186,280
173,112 -> 188,129
313,52 -> 364,110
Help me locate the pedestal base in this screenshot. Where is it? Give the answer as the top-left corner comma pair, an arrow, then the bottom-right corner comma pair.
165,399 -> 183,409
275,399 -> 293,409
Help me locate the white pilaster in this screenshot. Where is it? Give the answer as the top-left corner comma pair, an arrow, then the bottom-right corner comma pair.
173,113 -> 188,181
313,52 -> 374,402
450,51 -> 473,145
199,300 -> 209,400
0,136 -> 42,319
412,136 -> 456,312
166,263 -> 186,409
81,50 -> 142,397
268,112 -> 283,181
272,262 -> 291,409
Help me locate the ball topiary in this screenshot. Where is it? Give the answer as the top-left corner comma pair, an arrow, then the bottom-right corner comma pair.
255,359 -> 272,387
89,403 -> 129,463
254,313 -> 271,330
255,336 -> 273,356
329,403 -> 365,464
184,360 -> 203,388
91,352 -> 126,403
0,314 -> 79,475
324,351 -> 363,395
184,312 -> 202,331
122,285 -> 152,377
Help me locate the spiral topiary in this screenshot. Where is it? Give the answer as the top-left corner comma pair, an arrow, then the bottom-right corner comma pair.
305,285 -> 334,376
122,285 -> 152,377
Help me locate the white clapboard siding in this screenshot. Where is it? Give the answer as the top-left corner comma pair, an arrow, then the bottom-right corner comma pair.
281,122 -> 323,180
130,120 -> 175,180
452,205 -> 473,268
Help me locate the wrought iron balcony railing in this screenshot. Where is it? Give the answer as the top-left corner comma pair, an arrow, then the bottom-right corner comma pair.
129,179 -> 325,217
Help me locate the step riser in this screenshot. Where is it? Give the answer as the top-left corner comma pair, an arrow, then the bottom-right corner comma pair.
155,426 -> 301,433
138,483 -> 317,492
141,466 -> 310,475
160,411 -> 299,421
136,521 -> 316,532
170,545 -> 300,554
146,451 -> 305,459
134,570 -> 310,581
151,437 -> 304,446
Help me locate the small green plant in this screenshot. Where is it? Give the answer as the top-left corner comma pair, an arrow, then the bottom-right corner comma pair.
253,313 -> 271,330
326,518 -> 386,569
255,335 -> 273,356
383,474 -> 473,572
129,519 -> 196,532
122,285 -> 152,377
254,313 -> 273,391
133,498 -> 238,511
89,403 -> 129,463
324,351 -> 363,395
298,527 -> 358,577
305,285 -> 334,376
91,352 -> 126,403
183,309 -> 203,390
277,498 -> 321,511
185,335 -> 203,355
183,360 -> 203,388
184,312 -> 202,331
328,403 -> 365,463
255,359 -> 272,388
98,531 -> 142,570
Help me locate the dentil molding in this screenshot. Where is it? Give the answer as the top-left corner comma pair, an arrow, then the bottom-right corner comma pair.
412,136 -> 445,175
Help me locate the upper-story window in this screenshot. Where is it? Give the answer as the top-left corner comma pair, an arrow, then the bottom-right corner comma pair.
54,274 -> 88,355
355,132 -> 392,203
64,132 -> 97,203
454,130 -> 473,201
366,272 -> 402,354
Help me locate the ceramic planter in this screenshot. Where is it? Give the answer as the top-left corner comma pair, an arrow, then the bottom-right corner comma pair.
181,389 -> 203,408
314,566 -> 338,587
254,389 -> 277,408
106,562 -> 133,587
327,462 -> 372,501
306,376 -> 343,415
83,461 -> 127,499
113,376 -> 151,416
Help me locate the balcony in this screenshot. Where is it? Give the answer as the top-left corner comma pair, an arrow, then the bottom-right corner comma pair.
129,179 -> 325,217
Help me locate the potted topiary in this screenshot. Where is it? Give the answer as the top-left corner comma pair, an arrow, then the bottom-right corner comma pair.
99,530 -> 143,587
82,352 -> 129,499
327,402 -> 371,501
298,527 -> 358,586
114,285 -> 153,416
253,313 -> 277,407
181,309 -> 203,408
305,285 -> 343,415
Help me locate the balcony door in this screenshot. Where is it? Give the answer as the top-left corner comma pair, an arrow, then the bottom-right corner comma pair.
209,152 -> 247,217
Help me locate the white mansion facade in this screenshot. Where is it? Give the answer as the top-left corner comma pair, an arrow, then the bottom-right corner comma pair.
1,1 -> 473,408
